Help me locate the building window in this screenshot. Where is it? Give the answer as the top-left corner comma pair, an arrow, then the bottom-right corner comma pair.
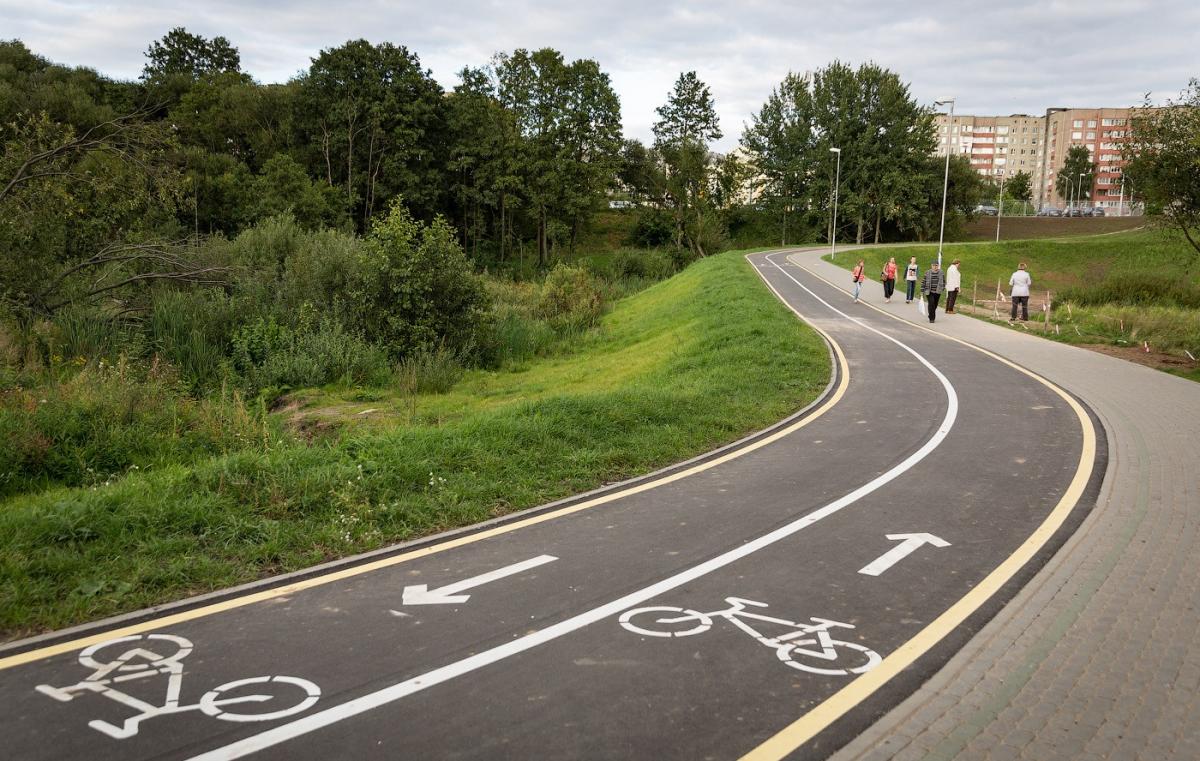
1073,119 -> 1083,128
1072,131 -> 1082,139
1087,132 -> 1096,139
1087,120 -> 1097,128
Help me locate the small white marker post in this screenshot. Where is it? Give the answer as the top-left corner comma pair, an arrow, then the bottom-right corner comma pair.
858,533 -> 951,577
402,555 -> 558,605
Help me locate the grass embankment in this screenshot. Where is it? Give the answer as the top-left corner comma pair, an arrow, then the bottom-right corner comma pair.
0,250 -> 828,638
827,229 -> 1200,378
960,215 -> 1144,241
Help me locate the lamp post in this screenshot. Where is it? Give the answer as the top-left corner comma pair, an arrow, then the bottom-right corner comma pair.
1075,172 -> 1085,214
995,170 -> 1005,243
934,98 -> 955,266
829,147 -> 842,259
1118,175 -> 1126,216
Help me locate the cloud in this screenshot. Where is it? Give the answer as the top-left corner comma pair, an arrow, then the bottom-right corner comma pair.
2,0 -> 1195,150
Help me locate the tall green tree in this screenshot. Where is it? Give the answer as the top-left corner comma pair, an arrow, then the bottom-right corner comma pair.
1123,80 -> 1200,256
741,72 -> 816,245
143,27 -> 241,80
1056,145 -> 1096,206
653,71 -> 723,256
1006,170 -> 1033,203
296,40 -> 447,229
495,48 -> 622,264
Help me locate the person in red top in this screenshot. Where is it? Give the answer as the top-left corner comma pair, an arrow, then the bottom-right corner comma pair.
851,259 -> 866,302
881,256 -> 898,303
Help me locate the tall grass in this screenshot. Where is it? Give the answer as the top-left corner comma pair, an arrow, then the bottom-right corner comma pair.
396,345 -> 464,395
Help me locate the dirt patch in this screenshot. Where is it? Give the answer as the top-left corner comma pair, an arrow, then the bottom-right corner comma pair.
1075,343 -> 1199,374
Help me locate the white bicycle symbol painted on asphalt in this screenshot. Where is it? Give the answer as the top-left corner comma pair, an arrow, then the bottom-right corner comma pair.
35,633 -> 321,739
619,597 -> 882,676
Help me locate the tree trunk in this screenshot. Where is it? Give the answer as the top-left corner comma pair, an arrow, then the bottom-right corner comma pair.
855,215 -> 865,245
874,208 -> 882,244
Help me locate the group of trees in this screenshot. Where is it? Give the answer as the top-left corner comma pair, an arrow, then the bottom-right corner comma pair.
740,62 -> 984,245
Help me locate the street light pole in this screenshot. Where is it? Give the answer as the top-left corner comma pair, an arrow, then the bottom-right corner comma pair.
829,147 -> 841,259
1118,175 -> 1126,216
995,170 -> 1005,242
934,98 -> 955,267
1075,172 -> 1085,213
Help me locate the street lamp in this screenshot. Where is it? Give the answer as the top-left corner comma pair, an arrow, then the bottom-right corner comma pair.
1075,172 -> 1085,213
934,98 -> 955,266
1118,175 -> 1126,216
829,147 -> 842,259
995,170 -> 1005,243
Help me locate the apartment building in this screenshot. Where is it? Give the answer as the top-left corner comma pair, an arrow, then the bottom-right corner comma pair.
933,106 -> 1139,211
933,113 -> 1045,183
1041,107 -> 1135,210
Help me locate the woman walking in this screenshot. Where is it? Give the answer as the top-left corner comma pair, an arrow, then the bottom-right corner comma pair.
904,256 -> 919,303
881,256 -> 898,303
851,259 -> 867,303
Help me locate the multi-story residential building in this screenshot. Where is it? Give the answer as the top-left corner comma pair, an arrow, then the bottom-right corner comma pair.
1040,107 -> 1136,211
933,113 -> 1045,184
933,106 -> 1140,212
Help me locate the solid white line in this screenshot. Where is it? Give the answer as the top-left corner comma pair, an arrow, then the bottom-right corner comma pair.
186,254 -> 960,761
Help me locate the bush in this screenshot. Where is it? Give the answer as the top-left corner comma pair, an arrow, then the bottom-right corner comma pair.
347,200 -> 491,358
231,314 -> 391,392
608,248 -> 677,281
49,307 -> 143,364
538,264 -> 606,331
627,208 -> 676,248
149,290 -> 233,390
396,345 -> 464,395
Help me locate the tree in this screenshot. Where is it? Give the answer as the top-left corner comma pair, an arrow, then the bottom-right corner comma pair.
495,48 -> 623,264
1006,170 -> 1033,203
143,27 -> 241,80
296,40 -> 447,229
741,72 -> 815,245
653,72 -> 723,256
1123,80 -> 1200,256
1055,145 -> 1096,207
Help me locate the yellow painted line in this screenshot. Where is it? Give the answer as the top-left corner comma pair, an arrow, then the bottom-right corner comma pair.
0,254 -> 848,672
738,253 -> 1098,760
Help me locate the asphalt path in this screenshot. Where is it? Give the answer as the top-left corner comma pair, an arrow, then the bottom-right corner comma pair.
0,250 -> 1099,760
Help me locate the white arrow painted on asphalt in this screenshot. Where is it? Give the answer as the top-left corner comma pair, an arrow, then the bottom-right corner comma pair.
858,533 -> 950,577
402,555 -> 558,605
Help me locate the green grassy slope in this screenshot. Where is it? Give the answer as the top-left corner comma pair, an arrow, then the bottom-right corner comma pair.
0,250 -> 829,637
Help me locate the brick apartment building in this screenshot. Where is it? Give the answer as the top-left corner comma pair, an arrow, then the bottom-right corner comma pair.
933,106 -> 1139,212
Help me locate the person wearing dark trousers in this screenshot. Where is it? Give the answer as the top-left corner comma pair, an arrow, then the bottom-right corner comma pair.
944,259 -> 961,313
921,261 -> 945,323
1009,262 -> 1032,321
904,256 -> 919,303
882,257 -> 898,302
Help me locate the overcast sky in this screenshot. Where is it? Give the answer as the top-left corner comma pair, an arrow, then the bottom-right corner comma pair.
4,0 -> 1196,151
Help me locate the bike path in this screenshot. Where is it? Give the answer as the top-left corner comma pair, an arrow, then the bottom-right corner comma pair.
0,251 -> 1095,760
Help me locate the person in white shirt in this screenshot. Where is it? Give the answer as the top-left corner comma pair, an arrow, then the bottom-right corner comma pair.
944,259 -> 962,313
1009,263 -> 1032,321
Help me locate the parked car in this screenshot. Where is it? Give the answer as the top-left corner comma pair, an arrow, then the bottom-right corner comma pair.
1037,207 -> 1063,217
1067,207 -> 1087,217
974,205 -> 999,216
1090,207 -> 1106,217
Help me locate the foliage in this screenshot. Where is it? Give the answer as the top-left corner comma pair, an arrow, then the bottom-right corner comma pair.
1055,145 -> 1096,206
653,72 -> 724,256
143,27 -> 241,81
1124,80 -> 1200,257
231,314 -> 391,391
537,263 -> 605,331
348,201 -> 491,357
396,345 -> 465,395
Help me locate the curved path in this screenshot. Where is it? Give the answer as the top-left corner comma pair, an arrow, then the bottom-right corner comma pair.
788,245 -> 1200,761
0,250 -> 1098,760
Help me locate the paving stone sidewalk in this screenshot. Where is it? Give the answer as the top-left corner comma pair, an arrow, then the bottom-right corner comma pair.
788,249 -> 1200,761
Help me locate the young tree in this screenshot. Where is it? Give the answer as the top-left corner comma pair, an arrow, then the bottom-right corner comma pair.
1123,80 -> 1200,256
1055,145 -> 1096,206
653,71 -> 723,256
1006,170 -> 1033,203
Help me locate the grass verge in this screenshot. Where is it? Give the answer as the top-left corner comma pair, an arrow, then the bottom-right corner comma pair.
0,249 -> 828,638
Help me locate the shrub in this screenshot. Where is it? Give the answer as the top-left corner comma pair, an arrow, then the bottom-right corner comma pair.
347,200 -> 491,358
627,208 -> 676,248
395,345 -> 464,395
537,264 -> 606,331
231,315 -> 391,392
149,290 -> 233,390
608,248 -> 677,281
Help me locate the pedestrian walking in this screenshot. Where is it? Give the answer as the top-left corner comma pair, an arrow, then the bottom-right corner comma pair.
851,259 -> 866,303
1009,262 -> 1032,321
904,256 -> 919,303
881,257 -> 898,302
921,261 -> 945,323
944,259 -> 962,313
